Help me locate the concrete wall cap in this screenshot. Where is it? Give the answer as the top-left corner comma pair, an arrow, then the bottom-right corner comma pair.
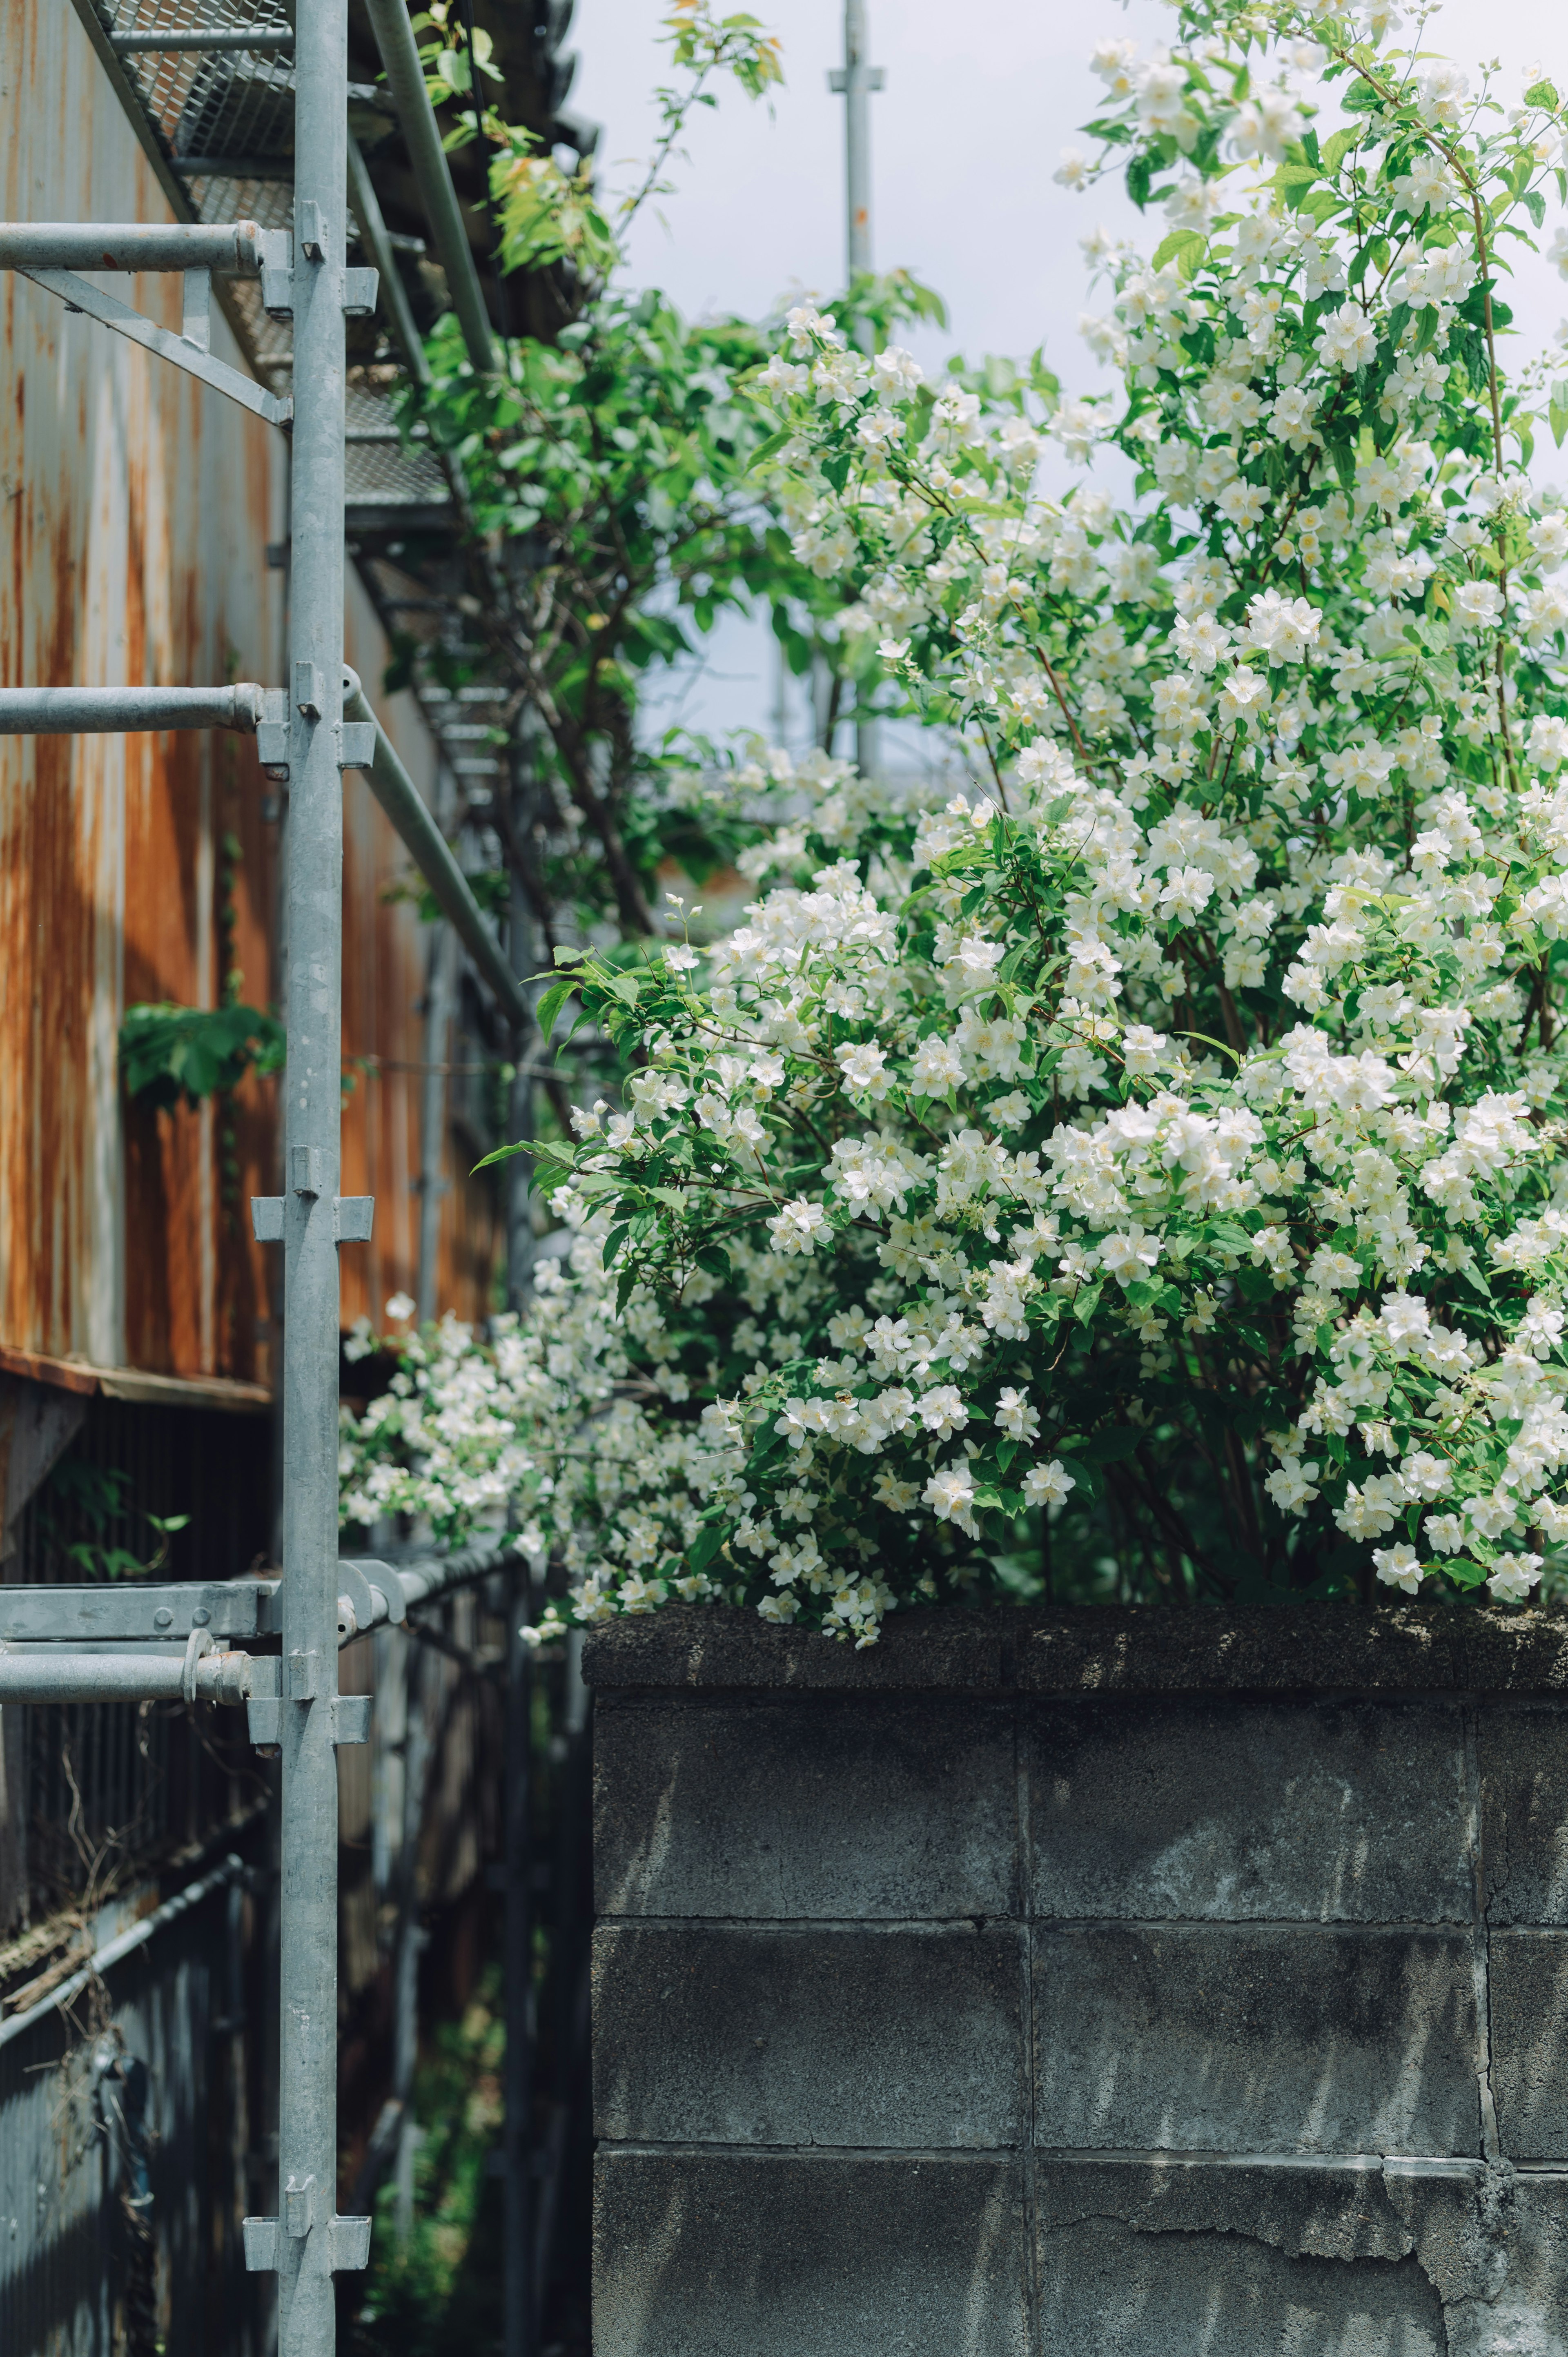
582,1601 -> 1568,1695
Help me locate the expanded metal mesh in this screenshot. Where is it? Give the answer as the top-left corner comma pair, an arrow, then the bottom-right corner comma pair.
86,0 -> 450,507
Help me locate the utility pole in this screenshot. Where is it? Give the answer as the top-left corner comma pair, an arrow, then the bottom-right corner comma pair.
829,0 -> 884,782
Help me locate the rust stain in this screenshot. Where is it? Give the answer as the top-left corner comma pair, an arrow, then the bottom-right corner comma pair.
0,0 -> 493,1381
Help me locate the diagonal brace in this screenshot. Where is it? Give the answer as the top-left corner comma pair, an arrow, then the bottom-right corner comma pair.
19,265 -> 291,427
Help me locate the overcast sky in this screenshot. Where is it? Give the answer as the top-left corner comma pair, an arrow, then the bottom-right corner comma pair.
571,0 -> 1568,751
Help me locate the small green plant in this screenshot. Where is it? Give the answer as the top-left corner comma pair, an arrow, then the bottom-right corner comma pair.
40,1461 -> 189,1582
119,1000 -> 285,1113
352,1969 -> 506,2356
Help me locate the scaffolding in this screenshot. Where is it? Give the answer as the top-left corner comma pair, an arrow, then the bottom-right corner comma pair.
0,4 -> 552,2351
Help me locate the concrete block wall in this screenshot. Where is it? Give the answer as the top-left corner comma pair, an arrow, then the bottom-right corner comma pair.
586,1606 -> 1568,2355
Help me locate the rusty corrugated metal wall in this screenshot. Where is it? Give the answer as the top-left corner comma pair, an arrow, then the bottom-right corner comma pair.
0,0 -> 499,1392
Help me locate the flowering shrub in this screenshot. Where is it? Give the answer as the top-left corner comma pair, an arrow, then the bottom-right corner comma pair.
345,0 -> 1568,1641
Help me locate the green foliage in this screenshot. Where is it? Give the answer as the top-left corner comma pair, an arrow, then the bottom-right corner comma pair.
351,1974 -> 506,2357
39,1459 -> 189,1582
119,1000 -> 284,1112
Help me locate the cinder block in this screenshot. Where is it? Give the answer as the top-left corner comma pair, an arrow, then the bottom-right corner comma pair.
1034,1925 -> 1481,2155
1029,1695 -> 1472,1923
593,2150 -> 1029,2357
1036,2159 -> 1448,2354
1481,1703 -> 1568,1925
595,1695 -> 1017,1920
1487,1931 -> 1568,2160
1036,2159 -> 1568,2355
592,1923 -> 1025,2149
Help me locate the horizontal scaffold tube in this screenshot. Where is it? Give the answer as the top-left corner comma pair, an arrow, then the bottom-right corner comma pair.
0,220 -> 263,273
112,26 -> 294,51
343,673 -> 531,1033
0,1854 -> 242,2050
0,684 -> 264,734
0,1649 -> 253,1704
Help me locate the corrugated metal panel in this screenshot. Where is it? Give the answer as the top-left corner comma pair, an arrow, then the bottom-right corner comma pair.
0,1922 -> 221,2355
0,0 -> 495,1386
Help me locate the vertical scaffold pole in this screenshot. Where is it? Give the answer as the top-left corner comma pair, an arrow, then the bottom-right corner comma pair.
833,0 -> 885,781
278,0 -> 350,2346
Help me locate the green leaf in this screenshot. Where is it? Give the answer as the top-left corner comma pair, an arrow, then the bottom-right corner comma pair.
1072,1280 -> 1105,1328
535,974 -> 579,1042
1152,228 -> 1206,274
1524,189 -> 1546,229
1445,1557 -> 1489,1590
1322,126 -> 1360,174
688,1522 -> 726,1572
1524,80 -> 1559,109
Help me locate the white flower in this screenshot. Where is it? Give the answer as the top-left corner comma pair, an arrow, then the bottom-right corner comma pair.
910,1036 -> 966,1093
922,1463 -> 978,1529
1022,1460 -> 1076,1506
1453,579 -> 1505,635
836,1039 -> 891,1098
767,1199 -> 828,1256
1098,1228 -> 1163,1286
1487,1552 -> 1544,1604
1374,1543 -> 1425,1594
1315,306 -> 1377,372
995,1386 -> 1040,1441
385,1293 -> 415,1322
919,1384 -> 969,1440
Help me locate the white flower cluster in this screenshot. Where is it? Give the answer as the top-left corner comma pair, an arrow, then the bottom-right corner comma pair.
343,2 -> 1568,1642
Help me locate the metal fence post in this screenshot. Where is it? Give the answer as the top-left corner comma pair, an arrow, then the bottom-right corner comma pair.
502,1566 -> 534,2356
277,0 -> 351,2346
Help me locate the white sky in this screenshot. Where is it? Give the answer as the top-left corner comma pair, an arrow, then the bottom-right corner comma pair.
572,0 -> 1568,751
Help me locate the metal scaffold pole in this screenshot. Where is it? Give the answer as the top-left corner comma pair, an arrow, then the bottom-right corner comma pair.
273,0 -> 358,2343
831,0 -> 885,782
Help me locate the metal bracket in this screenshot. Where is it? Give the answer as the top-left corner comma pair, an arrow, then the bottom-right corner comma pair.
343,266 -> 379,319
18,266 -> 291,427
331,1694 -> 372,1744
258,686 -> 290,778
181,268 -> 211,352
258,227 -> 293,319
251,1194 -> 374,1242
244,1657 -> 371,1749
341,1557 -> 406,1628
338,720 -> 376,771
291,1144 -> 322,1198
298,200 -> 327,263
181,1627 -> 213,1704
242,2210 -> 371,2274
285,2174 -> 318,2237
293,661 -> 324,721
